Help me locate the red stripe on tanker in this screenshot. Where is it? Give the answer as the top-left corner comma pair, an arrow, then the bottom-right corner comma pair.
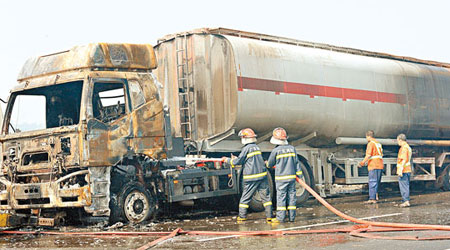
237,76 -> 406,104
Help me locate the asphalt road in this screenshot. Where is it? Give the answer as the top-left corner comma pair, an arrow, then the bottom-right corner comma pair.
2,184 -> 450,249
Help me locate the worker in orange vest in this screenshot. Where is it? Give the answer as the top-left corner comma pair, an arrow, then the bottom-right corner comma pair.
359,130 -> 384,204
396,133 -> 412,207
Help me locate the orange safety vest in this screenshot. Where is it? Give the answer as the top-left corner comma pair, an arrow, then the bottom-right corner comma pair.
397,143 -> 412,173
366,139 -> 384,171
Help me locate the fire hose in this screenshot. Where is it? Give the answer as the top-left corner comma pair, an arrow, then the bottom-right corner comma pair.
2,175 -> 450,249
295,177 -> 450,230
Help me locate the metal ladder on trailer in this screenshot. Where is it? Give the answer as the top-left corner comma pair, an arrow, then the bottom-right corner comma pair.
175,34 -> 195,141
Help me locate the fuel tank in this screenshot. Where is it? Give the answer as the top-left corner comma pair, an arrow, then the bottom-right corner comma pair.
154,28 -> 450,147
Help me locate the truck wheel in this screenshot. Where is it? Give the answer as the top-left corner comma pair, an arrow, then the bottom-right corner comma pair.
295,161 -> 313,206
249,171 -> 274,212
117,182 -> 156,224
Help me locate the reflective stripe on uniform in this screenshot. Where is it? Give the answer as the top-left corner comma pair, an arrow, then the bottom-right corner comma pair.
287,206 -> 296,210
373,141 -> 383,155
275,175 -> 296,180
239,203 -> 249,208
243,171 -> 267,180
263,201 -> 273,207
276,152 -> 296,159
277,206 -> 286,211
247,151 -> 262,158
296,171 -> 303,175
406,145 -> 412,166
370,141 -> 383,158
399,145 -> 412,168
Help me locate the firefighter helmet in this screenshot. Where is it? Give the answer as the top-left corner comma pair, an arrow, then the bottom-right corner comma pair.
270,127 -> 288,145
238,128 -> 257,144
272,127 -> 288,140
238,128 -> 257,138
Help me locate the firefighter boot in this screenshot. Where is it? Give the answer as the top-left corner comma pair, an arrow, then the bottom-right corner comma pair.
270,218 -> 281,224
237,217 -> 247,222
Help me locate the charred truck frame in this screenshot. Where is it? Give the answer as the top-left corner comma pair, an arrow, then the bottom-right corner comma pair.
0,43 -> 241,226
1,28 -> 450,226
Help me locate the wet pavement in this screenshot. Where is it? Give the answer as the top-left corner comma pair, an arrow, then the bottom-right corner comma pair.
2,184 -> 450,249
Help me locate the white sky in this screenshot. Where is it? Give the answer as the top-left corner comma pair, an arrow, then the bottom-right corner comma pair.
0,0 -> 449,104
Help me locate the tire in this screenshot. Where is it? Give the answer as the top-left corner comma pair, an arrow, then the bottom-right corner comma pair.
115,182 -> 156,224
295,160 -> 313,206
248,171 -> 275,212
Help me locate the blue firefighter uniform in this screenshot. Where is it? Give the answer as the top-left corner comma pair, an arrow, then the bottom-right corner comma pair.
267,144 -> 303,222
227,143 -> 273,220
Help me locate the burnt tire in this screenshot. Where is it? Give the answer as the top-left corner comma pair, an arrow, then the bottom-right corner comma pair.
295,161 -> 313,206
248,171 -> 274,212
116,182 -> 156,224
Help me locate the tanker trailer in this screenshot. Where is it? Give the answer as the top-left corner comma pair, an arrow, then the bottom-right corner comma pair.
154,28 -> 450,198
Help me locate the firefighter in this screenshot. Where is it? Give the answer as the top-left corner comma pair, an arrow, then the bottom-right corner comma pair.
222,128 -> 273,222
359,130 -> 384,204
396,133 -> 412,207
267,127 -> 303,223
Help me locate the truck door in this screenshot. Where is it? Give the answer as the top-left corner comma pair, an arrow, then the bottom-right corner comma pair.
85,78 -> 132,166
127,79 -> 165,157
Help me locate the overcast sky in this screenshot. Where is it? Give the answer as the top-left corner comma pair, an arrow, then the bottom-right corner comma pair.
0,0 -> 449,104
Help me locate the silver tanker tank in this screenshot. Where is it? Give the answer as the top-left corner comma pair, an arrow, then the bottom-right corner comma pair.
154,28 -> 450,150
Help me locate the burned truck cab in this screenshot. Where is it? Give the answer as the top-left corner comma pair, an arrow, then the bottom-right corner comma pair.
0,43 -> 167,225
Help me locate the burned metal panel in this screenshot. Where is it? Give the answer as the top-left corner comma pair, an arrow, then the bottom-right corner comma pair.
154,40 -> 182,138
106,116 -> 132,164
85,78 -> 131,166
0,170 -> 91,210
84,166 -> 110,217
127,73 -> 166,159
154,34 -> 238,142
1,127 -> 81,172
17,43 -> 157,82
0,43 -> 168,218
132,73 -> 161,105
85,117 -> 134,166
130,99 -> 166,158
84,73 -> 166,166
194,34 -> 237,139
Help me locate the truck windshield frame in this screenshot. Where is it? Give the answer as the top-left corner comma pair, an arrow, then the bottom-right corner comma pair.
2,81 -> 84,135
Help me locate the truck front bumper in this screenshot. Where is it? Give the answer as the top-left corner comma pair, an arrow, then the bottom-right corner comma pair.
0,170 -> 91,210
